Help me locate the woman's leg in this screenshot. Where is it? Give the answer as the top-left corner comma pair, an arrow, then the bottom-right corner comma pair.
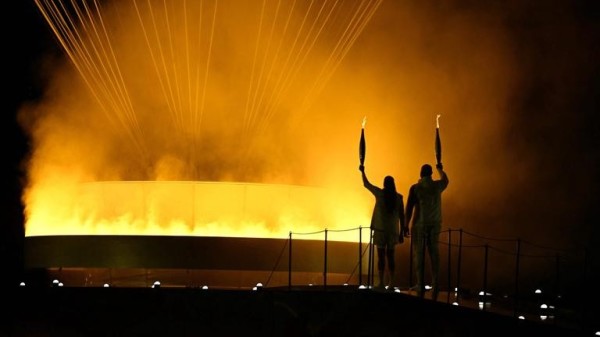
377,246 -> 386,287
386,247 -> 395,287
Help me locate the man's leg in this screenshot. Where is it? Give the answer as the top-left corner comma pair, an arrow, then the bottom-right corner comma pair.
428,228 -> 441,301
412,227 -> 425,297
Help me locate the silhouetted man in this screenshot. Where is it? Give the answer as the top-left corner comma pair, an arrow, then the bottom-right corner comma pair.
405,163 -> 448,300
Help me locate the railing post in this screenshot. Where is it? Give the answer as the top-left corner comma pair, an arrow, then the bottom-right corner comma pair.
514,239 -> 521,318
368,229 -> 374,287
359,226 -> 363,286
324,229 -> 328,289
288,231 -> 292,290
554,253 -> 560,325
457,229 -> 463,298
581,248 -> 588,330
447,228 -> 452,303
409,231 -> 413,291
482,244 -> 489,311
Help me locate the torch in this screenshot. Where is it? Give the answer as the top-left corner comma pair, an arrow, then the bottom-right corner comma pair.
359,116 -> 367,167
435,114 -> 442,167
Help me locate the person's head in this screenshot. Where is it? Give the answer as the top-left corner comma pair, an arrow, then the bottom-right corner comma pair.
383,176 -> 397,212
420,164 -> 433,178
383,175 -> 395,190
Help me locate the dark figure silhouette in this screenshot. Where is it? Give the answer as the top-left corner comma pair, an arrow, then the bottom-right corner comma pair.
405,163 -> 449,300
359,165 -> 407,289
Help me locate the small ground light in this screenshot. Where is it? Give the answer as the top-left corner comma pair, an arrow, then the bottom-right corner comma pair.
19,282 -> 26,287
535,289 -> 542,294
253,282 -> 263,291
518,316 -> 525,320
539,303 -> 554,320
52,279 -> 59,287
358,285 -> 367,290
452,302 -> 459,306
478,291 -> 492,305
103,283 -> 110,287
343,283 -> 348,286
202,285 -> 208,290
594,331 -> 599,336
425,285 -> 432,290
152,281 -> 161,288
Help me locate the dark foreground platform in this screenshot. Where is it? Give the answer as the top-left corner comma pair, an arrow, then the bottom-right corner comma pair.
3,286 -> 591,337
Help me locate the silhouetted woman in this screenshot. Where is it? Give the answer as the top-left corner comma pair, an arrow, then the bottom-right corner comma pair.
359,165 -> 407,288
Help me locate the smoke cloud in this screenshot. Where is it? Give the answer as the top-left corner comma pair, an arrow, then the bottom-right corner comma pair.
19,1 -> 599,250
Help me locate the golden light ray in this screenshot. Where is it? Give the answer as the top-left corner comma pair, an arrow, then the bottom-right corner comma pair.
25,0 -> 384,242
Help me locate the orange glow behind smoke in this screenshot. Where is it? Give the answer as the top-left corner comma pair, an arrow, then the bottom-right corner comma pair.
25,181 -> 370,242
22,0 -> 388,241
21,1 -> 529,242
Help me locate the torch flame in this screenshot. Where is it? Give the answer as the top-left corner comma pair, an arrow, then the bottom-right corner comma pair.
436,114 -> 441,129
362,116 -> 367,129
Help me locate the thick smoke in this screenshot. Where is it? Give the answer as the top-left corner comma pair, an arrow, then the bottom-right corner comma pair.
19,1 -> 599,252
319,1 -> 599,250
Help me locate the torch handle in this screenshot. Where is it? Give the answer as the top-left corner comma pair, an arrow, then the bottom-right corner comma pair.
435,127 -> 442,166
359,128 -> 366,166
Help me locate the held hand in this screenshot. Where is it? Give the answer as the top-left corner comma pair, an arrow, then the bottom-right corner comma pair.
436,163 -> 443,170
359,165 -> 365,172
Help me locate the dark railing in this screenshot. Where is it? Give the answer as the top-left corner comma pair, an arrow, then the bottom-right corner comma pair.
274,225 -> 595,332
41,226 -> 595,332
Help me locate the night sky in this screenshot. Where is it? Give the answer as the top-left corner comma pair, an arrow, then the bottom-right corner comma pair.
3,2 -> 50,285
3,0 -> 600,289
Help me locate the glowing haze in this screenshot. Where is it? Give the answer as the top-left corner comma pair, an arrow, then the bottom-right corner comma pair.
21,0 -> 388,241
19,1 -> 594,247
